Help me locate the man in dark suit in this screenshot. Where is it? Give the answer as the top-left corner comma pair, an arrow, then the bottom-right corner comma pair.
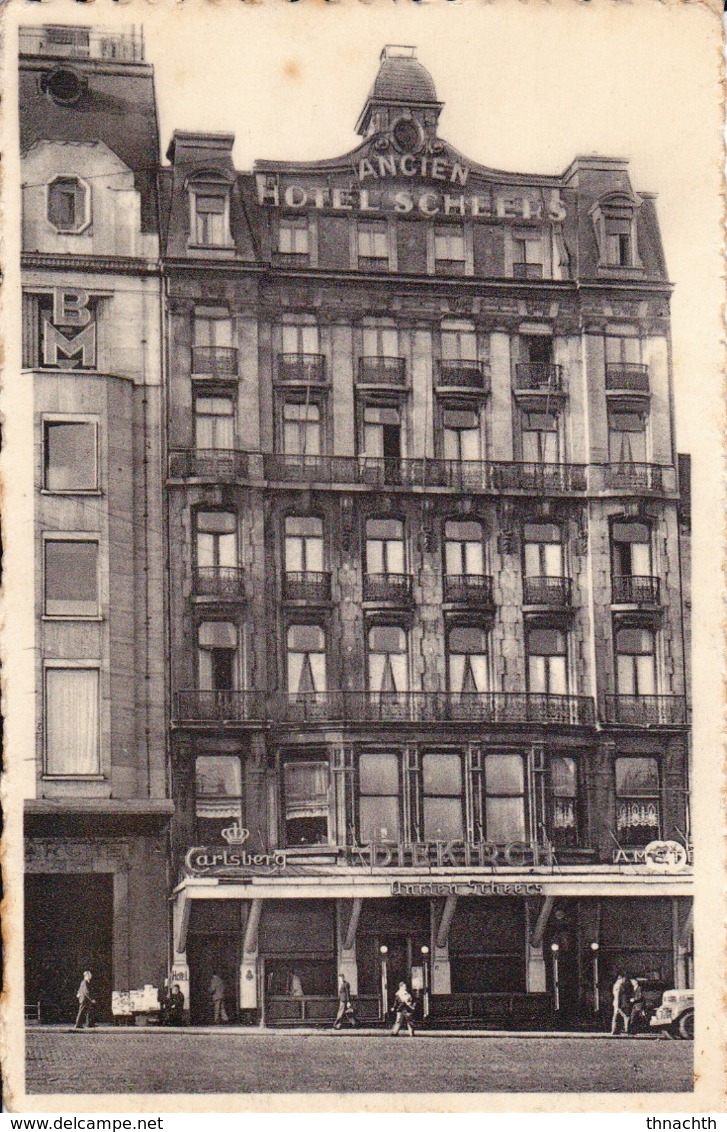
74,970 -> 96,1030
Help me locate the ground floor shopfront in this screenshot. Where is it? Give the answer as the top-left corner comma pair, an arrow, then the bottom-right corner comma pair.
170,872 -> 693,1029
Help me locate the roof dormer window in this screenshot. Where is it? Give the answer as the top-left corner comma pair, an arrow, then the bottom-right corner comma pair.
591,193 -> 641,271
188,173 -> 233,249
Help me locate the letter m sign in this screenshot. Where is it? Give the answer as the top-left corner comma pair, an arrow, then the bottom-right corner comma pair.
42,287 -> 97,369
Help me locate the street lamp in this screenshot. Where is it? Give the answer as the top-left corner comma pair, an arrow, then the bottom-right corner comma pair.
420,945 -> 430,1019
590,941 -> 600,1015
550,943 -> 560,1013
379,945 -> 388,1020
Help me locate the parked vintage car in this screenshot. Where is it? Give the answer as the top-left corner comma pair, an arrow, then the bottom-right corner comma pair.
649,989 -> 694,1038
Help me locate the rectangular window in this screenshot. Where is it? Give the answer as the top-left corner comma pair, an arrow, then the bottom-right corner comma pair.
362,323 -> 398,358
44,539 -> 98,616
448,626 -> 488,694
441,323 -> 477,361
362,405 -> 401,461
368,625 -> 408,693
43,420 -> 97,491
45,667 -> 99,776
196,511 -> 237,569
358,221 -> 389,269
523,523 -> 562,578
194,193 -> 227,246
527,628 -> 567,695
615,627 -> 656,696
195,755 -> 243,843
48,177 -> 86,231
195,395 -> 234,450
605,218 -> 633,266
434,226 -> 466,274
281,323 -> 319,355
608,410 -> 647,464
611,521 -> 651,577
278,216 -> 309,257
422,752 -> 464,841
358,751 -> 400,844
512,230 -> 544,278
287,624 -> 326,696
283,401 -> 321,455
284,759 -> 329,845
615,756 -> 660,846
606,336 -> 641,367
198,621 -> 237,690
484,753 -> 526,843
443,408 -> 480,462
365,518 -> 405,575
550,755 -> 578,848
445,520 -> 484,576
522,410 -> 559,464
193,314 -> 233,348
285,516 -> 324,573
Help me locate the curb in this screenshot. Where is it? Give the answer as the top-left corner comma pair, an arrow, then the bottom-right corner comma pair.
33,1025 -> 668,1040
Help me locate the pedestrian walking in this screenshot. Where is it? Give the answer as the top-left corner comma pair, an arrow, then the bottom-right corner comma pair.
628,976 -> 647,1033
167,984 -> 186,1025
391,981 -> 416,1037
332,972 -> 356,1029
209,973 -> 229,1024
610,972 -> 630,1035
74,970 -> 96,1030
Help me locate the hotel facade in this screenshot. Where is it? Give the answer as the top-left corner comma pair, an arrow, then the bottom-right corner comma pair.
21,31 -> 692,1027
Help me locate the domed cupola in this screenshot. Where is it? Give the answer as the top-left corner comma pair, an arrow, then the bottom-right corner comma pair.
355,46 -> 443,150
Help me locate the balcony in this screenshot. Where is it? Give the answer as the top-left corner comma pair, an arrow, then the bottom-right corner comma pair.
443,574 -> 495,606
272,251 -> 309,268
357,357 -> 407,387
191,346 -> 238,378
168,449 -> 254,481
602,463 -> 668,493
436,360 -> 489,392
514,364 -> 563,394
193,566 -> 245,600
174,689 -> 596,727
284,571 -> 332,603
602,695 -> 687,726
358,256 -> 389,273
512,263 -> 544,280
611,575 -> 661,605
276,354 -> 326,385
363,573 -> 413,603
19,26 -> 145,61
522,576 -> 573,607
605,364 -> 650,394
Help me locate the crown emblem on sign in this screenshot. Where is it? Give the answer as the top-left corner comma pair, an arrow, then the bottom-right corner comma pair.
221,823 -> 250,846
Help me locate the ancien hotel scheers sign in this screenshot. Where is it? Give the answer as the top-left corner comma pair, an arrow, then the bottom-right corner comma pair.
255,154 -> 567,221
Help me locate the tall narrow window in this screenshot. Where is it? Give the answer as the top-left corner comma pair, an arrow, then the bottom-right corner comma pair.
358,752 -> 400,844
45,667 -> 100,776
522,410 -> 559,464
605,218 -> 633,266
422,752 -> 464,840
43,420 -> 97,491
611,522 -> 651,578
193,192 -> 228,246
284,759 -> 329,845
367,625 -> 408,693
285,516 -> 324,572
615,756 -> 660,846
283,401 -> 321,455
527,627 -> 567,695
278,216 -> 310,260
443,408 -> 480,462
512,231 -> 544,279
550,755 -> 579,849
366,519 -> 405,575
282,323 -> 319,356
523,523 -> 562,578
195,755 -> 243,843
448,626 -> 488,695
287,624 -> 326,696
606,335 -> 641,371
44,539 -> 98,616
445,520 -> 484,577
192,313 -> 235,376
362,405 -> 401,460
441,322 -> 477,363
484,753 -> 526,843
198,622 -> 237,690
615,627 -> 656,697
195,395 -> 234,450
196,511 -> 237,570
362,323 -> 399,358
608,409 -> 647,465
358,221 -> 389,270
434,225 -> 466,275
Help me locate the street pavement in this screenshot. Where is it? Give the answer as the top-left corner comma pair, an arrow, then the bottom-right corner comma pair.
25,1028 -> 693,1095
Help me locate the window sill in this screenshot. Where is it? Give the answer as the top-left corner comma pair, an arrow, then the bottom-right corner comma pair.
41,774 -> 106,782
40,488 -> 103,497
42,614 -> 104,622
186,243 -> 236,259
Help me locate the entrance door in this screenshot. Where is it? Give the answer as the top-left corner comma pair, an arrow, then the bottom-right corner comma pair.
377,934 -> 427,1014
187,933 -> 240,1025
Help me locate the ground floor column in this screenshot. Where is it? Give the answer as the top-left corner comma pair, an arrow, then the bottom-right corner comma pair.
525,896 -> 553,993
171,890 -> 191,1014
240,898 -> 263,1010
338,898 -> 362,994
431,895 -> 457,994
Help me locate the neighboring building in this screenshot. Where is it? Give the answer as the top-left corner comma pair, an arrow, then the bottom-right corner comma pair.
161,45 -> 692,1028
20,25 -> 170,1020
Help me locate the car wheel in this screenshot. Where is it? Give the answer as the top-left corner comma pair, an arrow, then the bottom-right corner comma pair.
677,1010 -> 694,1040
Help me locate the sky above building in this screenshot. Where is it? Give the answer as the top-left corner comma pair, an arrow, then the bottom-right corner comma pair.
130,4 -> 722,455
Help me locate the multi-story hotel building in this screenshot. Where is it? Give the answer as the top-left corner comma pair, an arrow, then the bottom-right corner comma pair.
20,25 -> 170,1019
162,46 -> 692,1028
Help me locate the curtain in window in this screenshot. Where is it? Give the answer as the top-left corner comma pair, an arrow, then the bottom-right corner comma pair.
368,627 -> 408,693
284,762 -> 329,818
45,668 -> 99,775
287,625 -> 326,695
484,753 -> 525,842
195,397 -> 234,449
196,512 -> 237,568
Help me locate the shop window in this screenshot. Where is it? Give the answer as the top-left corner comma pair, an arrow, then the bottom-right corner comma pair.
195,755 -> 243,843
43,419 -> 98,491
283,401 -> 321,456
523,523 -> 562,578
615,627 -> 656,697
422,752 -> 464,841
277,216 -> 310,261
612,521 -> 651,577
47,176 -> 89,234
521,409 -> 559,464
366,518 -> 405,575
442,408 -> 481,462
358,221 -> 389,270
512,230 -> 544,279
483,752 -> 526,843
615,756 -> 660,847
194,394 -> 234,450
527,627 -> 568,695
549,755 -> 579,849
283,759 -> 329,845
44,666 -> 100,776
367,625 -> 408,694
434,225 -> 466,275
198,621 -> 238,690
358,751 -> 400,844
195,511 -> 237,569
448,625 -> 488,695
285,516 -> 324,572
287,624 -> 326,697
608,409 -> 647,465
445,520 -> 485,577
44,538 -> 98,616
362,404 -> 401,461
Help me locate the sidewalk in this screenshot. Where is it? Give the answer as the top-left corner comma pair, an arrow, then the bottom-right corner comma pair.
33,1023 -> 663,1039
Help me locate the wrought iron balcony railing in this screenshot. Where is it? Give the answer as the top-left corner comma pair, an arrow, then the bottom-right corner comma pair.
284,571 -> 332,603
522,576 -> 573,606
602,695 -> 687,726
512,263 -> 544,280
276,353 -> 327,384
193,566 -> 245,600
174,689 -> 596,727
611,575 -> 661,605
19,26 -> 145,61
436,360 -> 489,391
358,256 -> 389,272
357,357 -> 407,386
603,463 -> 666,493
514,364 -> 563,393
363,573 -> 413,603
272,251 -> 310,267
191,346 -> 238,377
168,449 -> 254,481
443,574 -> 495,606
605,364 -> 650,393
